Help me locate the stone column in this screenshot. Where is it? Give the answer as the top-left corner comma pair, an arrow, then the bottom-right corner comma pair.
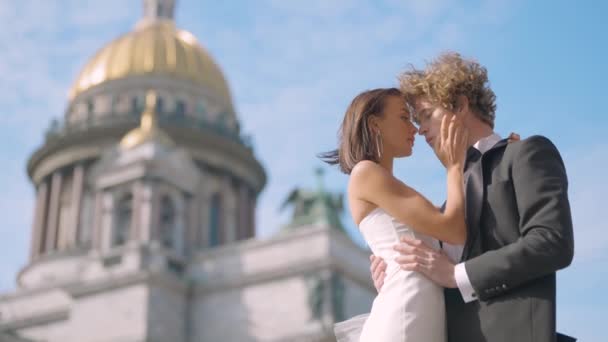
174,194 -> 185,257
67,164 -> 84,248
128,185 -> 137,244
139,184 -> 154,242
248,189 -> 256,238
217,193 -> 225,245
320,269 -> 333,326
29,181 -> 48,260
187,190 -> 201,254
45,172 -> 63,252
198,187 -> 210,248
100,193 -> 114,251
237,182 -> 249,240
132,181 -> 144,242
92,192 -> 103,250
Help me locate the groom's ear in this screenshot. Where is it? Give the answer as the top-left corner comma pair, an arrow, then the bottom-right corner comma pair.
455,95 -> 470,116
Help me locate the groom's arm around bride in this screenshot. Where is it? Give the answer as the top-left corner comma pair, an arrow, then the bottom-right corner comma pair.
461,135 -> 573,301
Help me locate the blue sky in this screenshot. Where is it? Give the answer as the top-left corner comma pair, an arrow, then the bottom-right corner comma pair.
0,0 -> 606,340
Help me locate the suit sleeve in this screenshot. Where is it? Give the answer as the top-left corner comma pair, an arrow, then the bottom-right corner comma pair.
464,135 -> 574,301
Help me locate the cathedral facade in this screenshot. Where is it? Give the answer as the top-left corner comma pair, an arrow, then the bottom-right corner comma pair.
0,1 -> 374,341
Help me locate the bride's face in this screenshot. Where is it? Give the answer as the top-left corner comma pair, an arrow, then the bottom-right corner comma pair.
374,96 -> 418,158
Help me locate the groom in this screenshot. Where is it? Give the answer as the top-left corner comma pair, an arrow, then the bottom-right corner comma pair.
370,52 -> 575,342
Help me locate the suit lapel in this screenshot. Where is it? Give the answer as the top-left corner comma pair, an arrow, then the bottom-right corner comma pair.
484,138 -> 509,155
461,138 -> 509,261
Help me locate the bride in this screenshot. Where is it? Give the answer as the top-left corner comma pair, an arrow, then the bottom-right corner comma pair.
320,87 -> 468,341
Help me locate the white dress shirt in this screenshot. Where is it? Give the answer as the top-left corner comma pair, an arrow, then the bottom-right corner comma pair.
444,133 -> 502,302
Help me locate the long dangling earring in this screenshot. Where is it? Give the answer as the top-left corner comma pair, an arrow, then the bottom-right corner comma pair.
375,131 -> 383,159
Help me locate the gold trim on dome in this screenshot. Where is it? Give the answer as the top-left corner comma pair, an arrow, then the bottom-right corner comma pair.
68,22 -> 232,107
120,90 -> 175,150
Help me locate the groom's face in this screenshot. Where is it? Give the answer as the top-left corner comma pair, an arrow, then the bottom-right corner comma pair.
413,97 -> 448,151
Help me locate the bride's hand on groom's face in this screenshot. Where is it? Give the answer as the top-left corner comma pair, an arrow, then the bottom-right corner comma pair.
435,114 -> 468,170
369,255 -> 387,293
393,236 -> 458,289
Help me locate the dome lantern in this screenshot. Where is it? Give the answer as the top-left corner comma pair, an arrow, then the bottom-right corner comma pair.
139,0 -> 176,27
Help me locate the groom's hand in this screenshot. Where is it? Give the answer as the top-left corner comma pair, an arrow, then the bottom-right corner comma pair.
370,254 -> 387,292
508,132 -> 521,143
393,236 -> 457,288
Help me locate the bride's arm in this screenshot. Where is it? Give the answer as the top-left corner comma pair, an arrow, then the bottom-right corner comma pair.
351,161 -> 466,244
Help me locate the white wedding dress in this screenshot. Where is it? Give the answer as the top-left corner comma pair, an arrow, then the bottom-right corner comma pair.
335,208 -> 446,342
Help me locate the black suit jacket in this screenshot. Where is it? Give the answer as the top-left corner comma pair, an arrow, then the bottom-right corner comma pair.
445,136 -> 575,342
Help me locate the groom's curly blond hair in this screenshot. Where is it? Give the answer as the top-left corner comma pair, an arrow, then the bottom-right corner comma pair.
399,52 -> 497,128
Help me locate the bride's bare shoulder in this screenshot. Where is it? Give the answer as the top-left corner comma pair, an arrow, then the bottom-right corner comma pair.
349,160 -> 392,190
350,160 -> 385,180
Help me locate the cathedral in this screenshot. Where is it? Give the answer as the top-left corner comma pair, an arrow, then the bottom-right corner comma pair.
0,1 -> 374,341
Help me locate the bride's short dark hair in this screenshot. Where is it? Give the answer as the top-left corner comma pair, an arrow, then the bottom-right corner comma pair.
319,88 -> 402,174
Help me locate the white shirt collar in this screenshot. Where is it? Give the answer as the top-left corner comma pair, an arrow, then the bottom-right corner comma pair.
473,133 -> 502,154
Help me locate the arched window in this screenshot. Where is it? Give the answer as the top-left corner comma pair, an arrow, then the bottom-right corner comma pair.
175,100 -> 186,118
217,112 -> 228,126
132,96 -> 143,113
215,112 -> 230,135
113,193 -> 132,247
155,96 -> 164,113
111,95 -> 121,113
87,100 -> 94,115
209,193 -> 223,247
159,195 -> 176,249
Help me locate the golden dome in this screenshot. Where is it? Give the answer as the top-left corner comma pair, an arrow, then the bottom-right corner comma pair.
68,21 -> 232,106
120,90 -> 175,150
